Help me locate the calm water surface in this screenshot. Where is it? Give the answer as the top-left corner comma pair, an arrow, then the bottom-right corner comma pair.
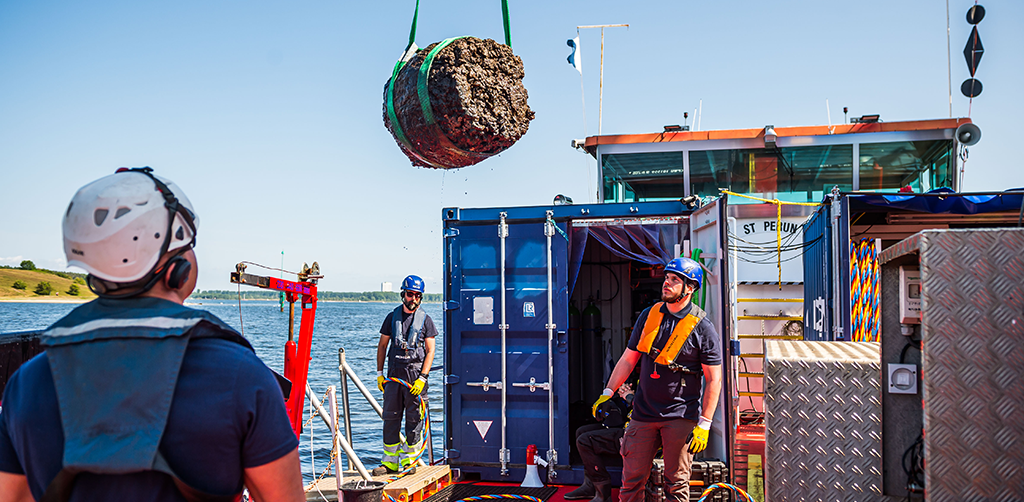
0,300 -> 445,483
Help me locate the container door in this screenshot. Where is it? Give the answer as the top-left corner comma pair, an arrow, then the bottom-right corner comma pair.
802,205 -> 832,341
688,197 -> 734,468
443,212 -> 570,480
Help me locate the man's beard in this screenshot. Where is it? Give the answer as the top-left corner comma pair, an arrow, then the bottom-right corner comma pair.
662,290 -> 686,304
403,297 -> 421,311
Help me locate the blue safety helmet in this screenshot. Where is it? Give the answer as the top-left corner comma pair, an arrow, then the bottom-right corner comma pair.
664,257 -> 703,290
401,275 -> 425,293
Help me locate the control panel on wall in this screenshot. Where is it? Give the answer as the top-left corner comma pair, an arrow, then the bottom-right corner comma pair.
899,266 -> 921,324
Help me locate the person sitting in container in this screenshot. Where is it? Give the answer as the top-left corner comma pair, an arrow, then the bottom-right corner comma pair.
565,382 -> 636,502
593,257 -> 723,502
0,168 -> 303,501
373,275 -> 437,476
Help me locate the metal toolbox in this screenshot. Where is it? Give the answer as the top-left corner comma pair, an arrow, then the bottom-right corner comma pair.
764,340 -> 881,502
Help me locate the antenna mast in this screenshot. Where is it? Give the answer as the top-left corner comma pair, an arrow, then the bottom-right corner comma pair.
577,24 -> 628,135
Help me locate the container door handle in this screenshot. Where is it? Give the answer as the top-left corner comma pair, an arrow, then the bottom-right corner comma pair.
466,376 -> 502,391
511,377 -> 551,393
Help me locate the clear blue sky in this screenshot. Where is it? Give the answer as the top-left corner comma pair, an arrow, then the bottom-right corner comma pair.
2,1 -> 1021,293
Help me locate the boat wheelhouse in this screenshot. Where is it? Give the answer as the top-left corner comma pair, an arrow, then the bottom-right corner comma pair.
584,117 -> 971,203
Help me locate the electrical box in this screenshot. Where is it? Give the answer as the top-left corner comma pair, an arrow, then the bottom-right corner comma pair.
887,363 -> 918,395
899,266 -> 921,324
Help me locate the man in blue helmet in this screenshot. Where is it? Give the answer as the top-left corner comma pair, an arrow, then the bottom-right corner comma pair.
0,169 -> 303,501
373,275 -> 438,476
592,257 -> 722,502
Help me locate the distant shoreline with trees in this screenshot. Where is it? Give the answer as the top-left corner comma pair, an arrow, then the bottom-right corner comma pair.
0,262 -> 93,300
2,262 -> 438,303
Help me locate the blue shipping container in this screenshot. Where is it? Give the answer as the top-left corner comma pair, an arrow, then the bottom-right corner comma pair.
442,200 -> 734,483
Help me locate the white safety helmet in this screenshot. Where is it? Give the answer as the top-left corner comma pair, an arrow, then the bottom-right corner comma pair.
63,168 -> 199,283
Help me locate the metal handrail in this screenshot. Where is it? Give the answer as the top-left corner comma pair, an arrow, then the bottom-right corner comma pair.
339,359 -> 384,417
335,348 -> 425,468
338,349 -> 353,472
306,383 -> 372,480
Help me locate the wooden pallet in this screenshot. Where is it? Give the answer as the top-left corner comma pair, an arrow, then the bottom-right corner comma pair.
306,465 -> 452,502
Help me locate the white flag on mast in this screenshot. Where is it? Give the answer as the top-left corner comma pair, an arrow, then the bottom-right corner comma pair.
566,36 -> 582,74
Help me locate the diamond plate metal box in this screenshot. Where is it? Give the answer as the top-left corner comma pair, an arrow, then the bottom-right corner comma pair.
765,340 -> 882,502
880,229 -> 1024,502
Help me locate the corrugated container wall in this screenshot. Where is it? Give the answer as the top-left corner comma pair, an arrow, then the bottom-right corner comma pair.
802,206 -> 832,341
801,196 -> 852,341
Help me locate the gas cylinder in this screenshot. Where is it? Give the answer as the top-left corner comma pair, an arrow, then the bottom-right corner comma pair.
581,299 -> 604,403
569,302 -> 582,403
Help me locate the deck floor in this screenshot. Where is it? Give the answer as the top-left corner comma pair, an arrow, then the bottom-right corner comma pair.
306,464 -> 452,502
306,474 -> 611,502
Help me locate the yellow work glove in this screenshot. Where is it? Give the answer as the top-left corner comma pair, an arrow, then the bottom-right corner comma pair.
688,417 -> 712,454
377,371 -> 386,393
410,375 -> 427,396
592,388 -> 614,419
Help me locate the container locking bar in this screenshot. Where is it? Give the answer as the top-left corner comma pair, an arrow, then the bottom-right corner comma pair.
466,376 -> 503,391
544,210 -> 557,480
498,212 -> 510,476
511,377 -> 551,393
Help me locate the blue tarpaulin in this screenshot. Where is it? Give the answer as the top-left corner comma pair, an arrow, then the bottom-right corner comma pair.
845,188 -> 1024,215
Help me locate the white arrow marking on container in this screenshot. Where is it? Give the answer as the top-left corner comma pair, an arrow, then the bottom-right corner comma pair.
473,420 -> 492,440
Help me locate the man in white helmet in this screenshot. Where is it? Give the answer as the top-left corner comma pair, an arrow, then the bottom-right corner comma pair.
0,168 -> 303,502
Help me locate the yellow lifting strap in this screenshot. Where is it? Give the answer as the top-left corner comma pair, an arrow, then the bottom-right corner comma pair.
637,302 -> 704,367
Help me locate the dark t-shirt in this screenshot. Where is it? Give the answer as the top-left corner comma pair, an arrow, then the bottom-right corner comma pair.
380,309 -> 437,378
0,325 -> 298,502
627,303 -> 722,422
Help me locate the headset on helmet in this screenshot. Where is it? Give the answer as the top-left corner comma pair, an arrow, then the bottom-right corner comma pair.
401,275 -> 425,293
664,257 -> 703,290
63,167 -> 199,297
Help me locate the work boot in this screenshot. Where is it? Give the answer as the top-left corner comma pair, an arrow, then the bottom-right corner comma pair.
564,478 -> 595,500
371,465 -> 397,476
590,482 -> 612,502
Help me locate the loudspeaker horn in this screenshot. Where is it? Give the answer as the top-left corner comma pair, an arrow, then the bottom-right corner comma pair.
955,123 -> 982,146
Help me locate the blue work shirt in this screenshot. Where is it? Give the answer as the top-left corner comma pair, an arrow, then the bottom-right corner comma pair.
0,324 -> 298,501
627,302 -> 722,422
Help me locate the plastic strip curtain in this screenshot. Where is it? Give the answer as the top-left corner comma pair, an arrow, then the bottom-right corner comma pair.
850,239 -> 880,342
568,222 -> 685,298
585,224 -> 678,266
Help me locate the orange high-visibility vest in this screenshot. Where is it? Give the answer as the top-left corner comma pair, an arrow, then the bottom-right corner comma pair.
636,302 -> 706,370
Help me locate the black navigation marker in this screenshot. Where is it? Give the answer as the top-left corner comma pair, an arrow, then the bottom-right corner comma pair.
963,26 -> 984,77
961,78 -> 983,98
966,5 -> 985,24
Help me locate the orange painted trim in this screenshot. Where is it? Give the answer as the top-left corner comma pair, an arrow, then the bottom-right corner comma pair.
584,118 -> 971,151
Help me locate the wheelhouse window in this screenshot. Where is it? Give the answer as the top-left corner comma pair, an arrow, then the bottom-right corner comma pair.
857,140 -> 955,191
598,138 -> 954,203
602,152 -> 683,203
689,145 -> 853,202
